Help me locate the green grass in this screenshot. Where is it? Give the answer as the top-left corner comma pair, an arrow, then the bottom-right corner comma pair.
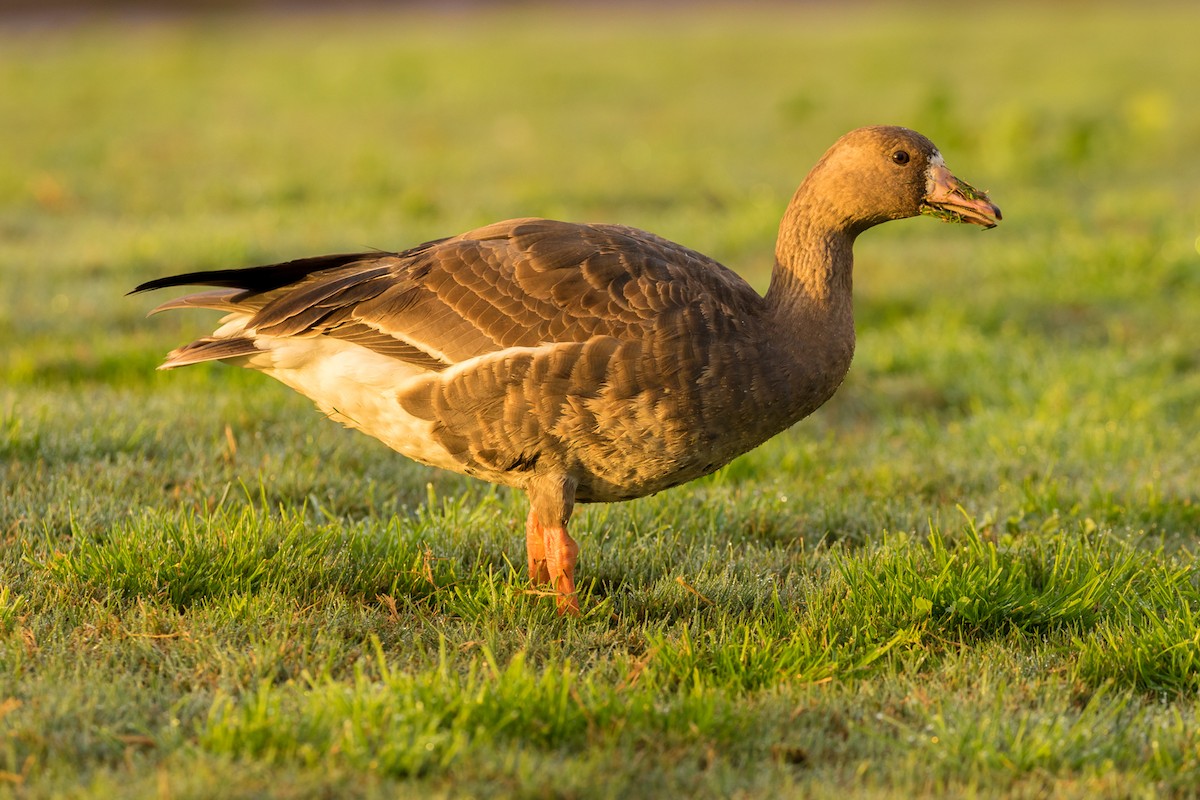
3,3 -> 1200,798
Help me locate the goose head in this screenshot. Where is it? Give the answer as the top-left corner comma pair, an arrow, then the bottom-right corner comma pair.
803,126 -> 1002,234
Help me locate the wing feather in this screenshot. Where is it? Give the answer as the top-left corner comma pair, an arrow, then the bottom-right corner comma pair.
161,337 -> 260,368
135,218 -> 765,374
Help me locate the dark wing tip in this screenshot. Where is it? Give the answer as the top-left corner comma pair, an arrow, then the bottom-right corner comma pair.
128,272 -> 213,296
128,237 -> 455,297
127,252 -> 408,298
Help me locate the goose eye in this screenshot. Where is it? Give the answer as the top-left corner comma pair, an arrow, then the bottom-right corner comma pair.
891,150 -> 911,165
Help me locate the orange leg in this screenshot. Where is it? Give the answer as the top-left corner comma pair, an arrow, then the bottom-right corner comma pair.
542,523 -> 580,616
525,509 -> 551,584
525,475 -> 581,616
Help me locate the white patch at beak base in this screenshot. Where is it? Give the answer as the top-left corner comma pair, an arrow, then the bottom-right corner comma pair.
925,150 -> 946,191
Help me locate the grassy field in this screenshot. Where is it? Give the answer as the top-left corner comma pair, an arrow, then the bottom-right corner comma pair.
2,3 -> 1199,797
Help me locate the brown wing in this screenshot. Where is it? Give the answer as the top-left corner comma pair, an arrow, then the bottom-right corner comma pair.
134,217 -> 766,371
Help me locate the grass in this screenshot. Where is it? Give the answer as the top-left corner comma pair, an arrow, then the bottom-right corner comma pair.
2,3 -> 1199,797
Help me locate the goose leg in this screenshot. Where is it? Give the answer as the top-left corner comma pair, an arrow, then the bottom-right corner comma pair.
525,474 -> 580,616
542,523 -> 580,616
525,509 -> 551,584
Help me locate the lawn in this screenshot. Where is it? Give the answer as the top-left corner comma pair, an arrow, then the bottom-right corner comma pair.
2,3 -> 1199,797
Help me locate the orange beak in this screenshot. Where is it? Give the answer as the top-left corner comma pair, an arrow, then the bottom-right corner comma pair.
921,163 -> 1002,229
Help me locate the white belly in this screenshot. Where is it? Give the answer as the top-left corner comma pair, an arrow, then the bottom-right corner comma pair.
246,335 -> 464,474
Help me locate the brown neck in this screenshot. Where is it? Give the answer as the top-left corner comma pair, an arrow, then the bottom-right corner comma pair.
764,184 -> 857,332
747,181 -> 861,433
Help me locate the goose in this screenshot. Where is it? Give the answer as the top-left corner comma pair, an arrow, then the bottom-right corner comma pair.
132,126 -> 1000,615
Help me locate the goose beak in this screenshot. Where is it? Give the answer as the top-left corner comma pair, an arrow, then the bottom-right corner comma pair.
921,163 -> 1002,229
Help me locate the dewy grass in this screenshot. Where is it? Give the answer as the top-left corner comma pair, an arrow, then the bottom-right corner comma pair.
3,4 -> 1200,799
1074,583 -> 1200,694
835,522 -> 1146,638
33,505 -> 447,610
198,637 -> 732,778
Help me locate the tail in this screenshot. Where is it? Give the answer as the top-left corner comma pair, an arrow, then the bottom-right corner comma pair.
133,252 -> 386,369
128,252 -> 383,297
159,337 -> 262,369
132,237 -> 451,369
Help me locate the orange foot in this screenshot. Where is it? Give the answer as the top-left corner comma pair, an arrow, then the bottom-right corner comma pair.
525,509 -> 551,584
524,509 -> 580,616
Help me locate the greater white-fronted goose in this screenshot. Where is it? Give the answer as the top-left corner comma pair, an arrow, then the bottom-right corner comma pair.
132,126 -> 1000,615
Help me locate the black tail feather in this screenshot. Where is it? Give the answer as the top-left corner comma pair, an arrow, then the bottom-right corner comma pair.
128,252 -> 384,296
